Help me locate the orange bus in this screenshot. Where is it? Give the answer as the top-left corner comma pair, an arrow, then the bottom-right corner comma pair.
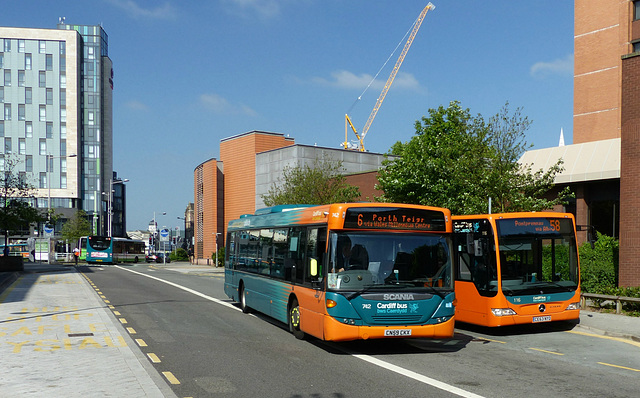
225,203 -> 456,341
452,212 -> 581,327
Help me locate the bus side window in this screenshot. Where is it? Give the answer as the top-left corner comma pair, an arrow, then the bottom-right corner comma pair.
305,227 -> 327,285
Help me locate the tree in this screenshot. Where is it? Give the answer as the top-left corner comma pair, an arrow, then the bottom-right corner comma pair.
0,156 -> 44,247
60,210 -> 92,246
261,155 -> 361,206
376,101 -> 572,214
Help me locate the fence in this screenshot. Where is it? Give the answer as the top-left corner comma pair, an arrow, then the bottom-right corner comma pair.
581,293 -> 640,314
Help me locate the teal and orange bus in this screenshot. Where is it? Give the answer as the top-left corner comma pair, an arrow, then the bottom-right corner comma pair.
452,212 -> 581,327
224,203 -> 456,341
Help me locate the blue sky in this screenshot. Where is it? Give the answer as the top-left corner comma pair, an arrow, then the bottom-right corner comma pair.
3,0 -> 574,231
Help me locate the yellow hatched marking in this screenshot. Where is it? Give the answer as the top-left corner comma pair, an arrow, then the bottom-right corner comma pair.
126,327 -> 136,334
135,339 -> 147,347
529,347 -> 564,356
104,300 -> 110,304
108,305 -> 115,309
113,311 -> 121,316
162,371 -> 180,384
119,318 -> 127,324
598,362 -> 640,372
147,353 -> 161,363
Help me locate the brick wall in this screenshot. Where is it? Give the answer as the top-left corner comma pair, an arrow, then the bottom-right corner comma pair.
344,171 -> 383,201
619,53 -> 640,287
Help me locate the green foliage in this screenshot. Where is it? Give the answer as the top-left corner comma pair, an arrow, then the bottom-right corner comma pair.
170,248 -> 189,262
262,154 -> 360,206
211,246 -> 225,267
376,101 -> 573,214
60,210 -> 92,244
579,232 -> 618,293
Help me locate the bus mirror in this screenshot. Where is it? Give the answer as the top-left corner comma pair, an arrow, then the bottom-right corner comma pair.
310,258 -> 318,277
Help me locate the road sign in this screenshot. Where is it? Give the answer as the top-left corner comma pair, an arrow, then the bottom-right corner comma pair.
160,228 -> 169,242
44,225 -> 54,237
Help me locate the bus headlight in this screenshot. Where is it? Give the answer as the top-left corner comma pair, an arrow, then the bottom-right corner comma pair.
491,308 -> 517,317
566,302 -> 581,310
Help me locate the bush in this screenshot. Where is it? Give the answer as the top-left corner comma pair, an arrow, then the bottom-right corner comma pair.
579,232 -> 618,293
170,248 -> 189,262
211,246 -> 225,267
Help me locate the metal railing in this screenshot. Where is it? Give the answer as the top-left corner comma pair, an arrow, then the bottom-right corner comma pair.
581,293 -> 640,314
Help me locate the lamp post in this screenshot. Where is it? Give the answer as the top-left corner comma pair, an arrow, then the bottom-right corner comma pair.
151,211 -> 166,253
214,232 -> 221,267
46,153 -> 76,263
107,178 -> 129,237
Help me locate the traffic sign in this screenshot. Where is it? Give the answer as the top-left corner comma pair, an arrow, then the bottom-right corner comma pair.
160,228 -> 169,242
44,225 -> 54,237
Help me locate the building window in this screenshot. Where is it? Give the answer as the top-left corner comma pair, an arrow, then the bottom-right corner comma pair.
0,121 -> 3,137
18,70 -> 25,87
19,138 -> 25,155
4,104 -> 11,121
4,69 -> 10,86
59,55 -> 65,72
46,122 -> 53,138
60,73 -> 66,88
60,107 -> 66,123
39,40 -> 46,54
25,87 -> 32,104
4,39 -> 11,52
60,123 -> 66,139
25,122 -> 32,137
60,89 -> 66,106
61,174 -> 67,189
39,172 -> 47,189
0,86 -> 3,103
39,105 -> 46,122
18,39 -> 24,53
18,104 -> 25,121
88,111 -> 94,126
39,71 -> 46,87
61,157 -> 67,172
4,137 -> 11,154
25,53 -> 31,70
0,53 -> 3,68
46,54 -> 53,71
46,88 -> 53,105
25,155 -> 32,172
39,139 -> 46,155
60,41 -> 66,55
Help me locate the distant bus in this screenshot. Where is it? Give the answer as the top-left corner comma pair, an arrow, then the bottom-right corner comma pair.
452,212 -> 581,327
78,236 -> 88,261
225,203 -> 456,342
0,242 -> 30,258
86,236 -> 145,264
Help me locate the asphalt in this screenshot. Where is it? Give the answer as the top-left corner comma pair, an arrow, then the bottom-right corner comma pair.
1,261 -> 639,396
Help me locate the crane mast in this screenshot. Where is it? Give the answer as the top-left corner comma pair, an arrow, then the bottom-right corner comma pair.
344,2 -> 435,152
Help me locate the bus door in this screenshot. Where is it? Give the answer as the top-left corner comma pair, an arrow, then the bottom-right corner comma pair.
454,219 -> 498,321
295,226 -> 326,338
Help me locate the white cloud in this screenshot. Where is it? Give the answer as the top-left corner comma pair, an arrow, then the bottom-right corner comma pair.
221,0 -> 282,19
530,54 -> 573,78
125,100 -> 149,111
311,70 -> 422,91
199,93 -> 257,116
105,0 -> 177,20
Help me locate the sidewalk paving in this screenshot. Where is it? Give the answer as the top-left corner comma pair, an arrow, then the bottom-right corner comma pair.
0,261 -> 177,397
1,261 -> 639,396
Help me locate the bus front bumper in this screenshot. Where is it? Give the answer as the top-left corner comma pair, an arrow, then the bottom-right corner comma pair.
322,315 -> 455,342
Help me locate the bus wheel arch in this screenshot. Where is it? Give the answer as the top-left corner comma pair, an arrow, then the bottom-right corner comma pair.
134,256 -> 139,263
288,296 -> 305,340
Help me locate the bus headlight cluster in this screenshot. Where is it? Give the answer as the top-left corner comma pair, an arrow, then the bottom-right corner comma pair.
491,308 -> 517,317
436,316 -> 450,323
341,318 -> 356,325
566,302 -> 581,310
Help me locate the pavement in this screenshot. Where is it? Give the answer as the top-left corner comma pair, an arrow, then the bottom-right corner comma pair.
1,262 -> 639,396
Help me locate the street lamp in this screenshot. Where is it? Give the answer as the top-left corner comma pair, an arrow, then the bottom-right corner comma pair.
45,153 -> 76,263
151,211 -> 166,253
214,232 -> 221,267
107,178 -> 129,237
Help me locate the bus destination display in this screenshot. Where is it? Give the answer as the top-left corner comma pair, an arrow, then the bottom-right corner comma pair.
496,218 -> 573,236
344,207 -> 446,231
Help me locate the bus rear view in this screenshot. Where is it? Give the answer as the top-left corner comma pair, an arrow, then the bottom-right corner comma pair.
453,213 -> 581,327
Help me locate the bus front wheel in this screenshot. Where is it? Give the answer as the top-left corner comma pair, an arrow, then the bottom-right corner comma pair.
289,299 -> 305,340
239,284 -> 250,314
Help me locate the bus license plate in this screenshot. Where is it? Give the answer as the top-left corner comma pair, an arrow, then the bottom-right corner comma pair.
532,316 -> 551,323
384,329 -> 412,337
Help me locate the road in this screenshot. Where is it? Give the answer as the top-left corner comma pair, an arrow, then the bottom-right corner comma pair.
81,264 -> 640,398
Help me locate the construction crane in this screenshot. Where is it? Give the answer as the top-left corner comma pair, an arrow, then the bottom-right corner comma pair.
343,2 -> 435,152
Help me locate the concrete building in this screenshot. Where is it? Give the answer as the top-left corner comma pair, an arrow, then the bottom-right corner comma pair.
1,20 -> 119,242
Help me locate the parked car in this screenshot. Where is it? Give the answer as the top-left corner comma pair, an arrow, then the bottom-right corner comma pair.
146,253 -> 170,263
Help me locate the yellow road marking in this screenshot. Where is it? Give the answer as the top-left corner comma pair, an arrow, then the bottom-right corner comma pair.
147,353 -> 161,363
135,339 -> 147,347
119,318 -> 127,324
598,362 -> 640,372
566,330 -> 640,348
162,371 -> 180,384
126,327 -> 136,334
529,347 -> 564,356
475,337 -> 506,344
113,311 -> 121,316
104,300 -> 110,304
